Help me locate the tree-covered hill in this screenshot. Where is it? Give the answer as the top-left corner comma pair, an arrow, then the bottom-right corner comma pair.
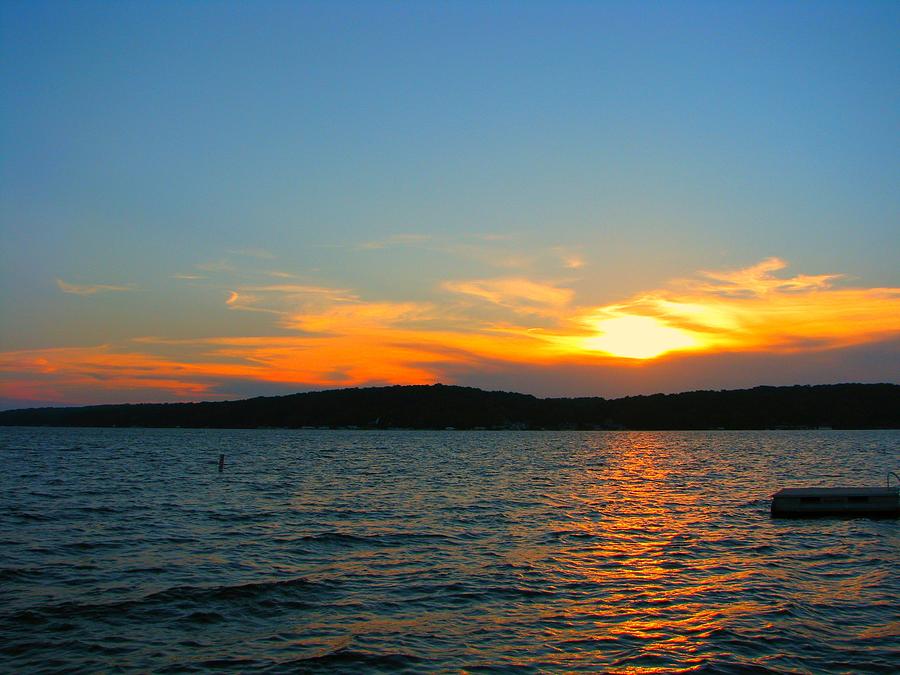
1,383 -> 897,430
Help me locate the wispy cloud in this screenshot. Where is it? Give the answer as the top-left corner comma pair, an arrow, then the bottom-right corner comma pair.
356,232 -> 536,269
9,259 -> 896,402
172,273 -> 206,281
195,259 -> 235,273
358,233 -> 431,250
285,301 -> 437,333
444,277 -> 573,315
438,242 -> 535,270
544,258 -> 900,358
471,233 -> 515,242
224,291 -> 285,315
56,279 -> 133,295
229,247 -> 276,259
689,257 -> 840,296
552,246 -> 586,270
241,284 -> 355,298
221,283 -> 358,317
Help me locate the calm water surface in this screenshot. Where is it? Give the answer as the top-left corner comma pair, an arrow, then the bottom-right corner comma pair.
1,428 -> 898,673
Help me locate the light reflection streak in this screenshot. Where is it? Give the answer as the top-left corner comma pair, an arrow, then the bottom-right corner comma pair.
499,433 -> 783,670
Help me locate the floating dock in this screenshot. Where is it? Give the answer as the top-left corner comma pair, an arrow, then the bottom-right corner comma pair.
771,486 -> 900,518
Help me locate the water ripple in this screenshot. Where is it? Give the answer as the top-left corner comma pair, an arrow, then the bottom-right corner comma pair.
1,428 -> 898,672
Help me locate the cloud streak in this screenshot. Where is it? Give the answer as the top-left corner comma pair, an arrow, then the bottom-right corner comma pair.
5,259 -> 896,403
444,277 -> 574,316
585,257 -> 900,354
57,279 -> 133,295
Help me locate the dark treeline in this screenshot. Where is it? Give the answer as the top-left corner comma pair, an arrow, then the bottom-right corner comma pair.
1,383 -> 898,430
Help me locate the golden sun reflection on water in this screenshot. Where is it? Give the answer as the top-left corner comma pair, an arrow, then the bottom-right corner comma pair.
503,434 -> 779,671
3,428 -> 895,671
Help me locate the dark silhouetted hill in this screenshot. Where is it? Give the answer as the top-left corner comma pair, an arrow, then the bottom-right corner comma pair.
0,383 -> 897,430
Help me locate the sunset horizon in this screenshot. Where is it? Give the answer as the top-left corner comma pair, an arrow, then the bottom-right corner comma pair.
2,3 -> 898,672
3,3 -> 898,407
2,255 -> 899,407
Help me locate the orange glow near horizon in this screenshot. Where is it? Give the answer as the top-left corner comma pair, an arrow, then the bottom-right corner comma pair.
1,258 -> 899,403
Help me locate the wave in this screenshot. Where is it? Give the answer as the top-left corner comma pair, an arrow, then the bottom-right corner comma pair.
3,428 -> 898,673
5,577 -> 329,626
265,648 -> 425,672
297,531 -> 456,547
8,510 -> 53,522
0,566 -> 39,581
61,541 -> 122,551
299,532 -> 377,545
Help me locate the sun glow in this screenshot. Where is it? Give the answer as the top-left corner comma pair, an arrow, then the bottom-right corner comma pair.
2,259 -> 899,403
581,315 -> 700,359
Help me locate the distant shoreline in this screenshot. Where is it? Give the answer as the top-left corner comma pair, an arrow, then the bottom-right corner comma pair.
0,424 -> 884,434
1,383 -> 898,431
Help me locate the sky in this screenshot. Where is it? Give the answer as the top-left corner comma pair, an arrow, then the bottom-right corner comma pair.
1,1 -> 898,406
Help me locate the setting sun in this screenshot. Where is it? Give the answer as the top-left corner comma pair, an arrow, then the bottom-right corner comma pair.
581,315 -> 700,359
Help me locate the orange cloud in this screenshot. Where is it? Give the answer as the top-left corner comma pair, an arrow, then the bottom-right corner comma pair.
223,284 -> 357,316
573,258 -> 900,357
242,284 -> 354,297
3,260 -> 898,403
0,346 -> 241,402
551,246 -> 586,270
286,301 -> 436,333
57,279 -> 133,295
443,277 -> 573,315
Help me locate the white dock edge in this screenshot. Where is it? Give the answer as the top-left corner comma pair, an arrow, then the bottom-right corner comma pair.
771,486 -> 899,518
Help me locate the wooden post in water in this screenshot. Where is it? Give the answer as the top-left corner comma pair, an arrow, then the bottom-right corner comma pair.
218,453 -> 225,473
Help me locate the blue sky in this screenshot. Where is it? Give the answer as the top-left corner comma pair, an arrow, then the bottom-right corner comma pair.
1,1 -> 898,404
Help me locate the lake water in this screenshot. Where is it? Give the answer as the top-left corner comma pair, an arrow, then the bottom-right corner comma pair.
1,428 -> 898,673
